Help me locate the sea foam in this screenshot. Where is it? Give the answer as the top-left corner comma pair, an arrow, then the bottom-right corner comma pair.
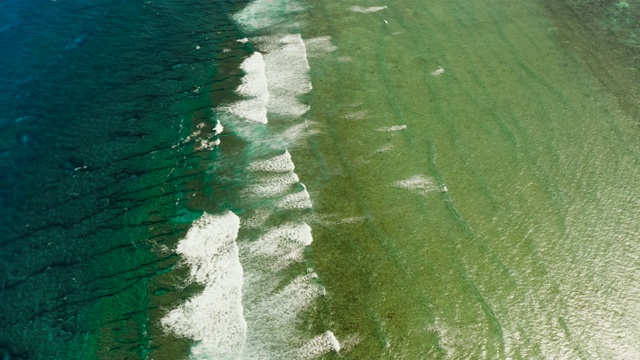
260,34 -> 312,118
345,109 -> 368,120
376,125 -> 407,132
376,144 -> 395,153
248,150 -> 295,172
204,3 -> 353,356
245,272 -> 324,324
213,119 -> 224,135
280,121 -> 320,146
431,66 -> 445,76
243,171 -> 300,198
304,36 -> 338,57
240,271 -> 327,358
234,0 -> 305,33
277,185 -> 312,209
350,5 -> 387,13
196,138 -> 219,151
226,52 -> 269,124
298,331 -> 341,359
393,175 -> 440,195
248,223 -> 313,270
161,211 -> 246,359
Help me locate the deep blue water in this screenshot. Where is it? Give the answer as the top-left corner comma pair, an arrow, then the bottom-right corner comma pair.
0,0 -> 249,358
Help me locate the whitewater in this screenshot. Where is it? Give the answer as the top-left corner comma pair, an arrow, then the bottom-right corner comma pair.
160,0 -> 349,357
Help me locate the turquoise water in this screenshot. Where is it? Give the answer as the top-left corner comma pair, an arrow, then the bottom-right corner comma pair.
0,0 -> 249,358
1,0 -> 640,359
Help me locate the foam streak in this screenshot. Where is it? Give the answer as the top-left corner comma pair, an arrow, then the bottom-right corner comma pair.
248,150 -> 295,172
350,5 -> 387,13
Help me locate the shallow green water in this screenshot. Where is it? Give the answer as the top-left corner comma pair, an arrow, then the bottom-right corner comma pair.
290,0 -> 640,358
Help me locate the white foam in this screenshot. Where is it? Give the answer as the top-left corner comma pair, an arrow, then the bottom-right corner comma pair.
254,272 -> 323,318
393,175 -> 440,195
237,37 -> 249,43
336,334 -> 363,353
226,52 -> 269,124
327,331 -> 341,352
281,121 -> 321,146
216,111 -> 269,145
196,138 -> 219,151
277,185 -> 312,209
241,209 -> 272,230
375,144 -> 395,153
238,52 -> 269,98
161,211 -> 246,359
298,331 -> 341,359
183,119 -> 224,150
376,125 -> 407,132
243,171 -> 300,198
255,170 -> 300,185
183,129 -> 202,143
345,109 -> 368,120
234,0 -> 304,33
204,5 -> 351,357
238,270 -> 327,357
350,5 -> 387,13
248,223 -> 313,270
304,36 -> 338,57
431,66 -> 445,76
338,216 -> 367,224
248,150 -> 295,172
260,34 -> 312,118
213,120 -> 224,135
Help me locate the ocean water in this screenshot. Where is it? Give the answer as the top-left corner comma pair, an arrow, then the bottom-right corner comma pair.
1,0 -> 640,359
0,0 -> 250,358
